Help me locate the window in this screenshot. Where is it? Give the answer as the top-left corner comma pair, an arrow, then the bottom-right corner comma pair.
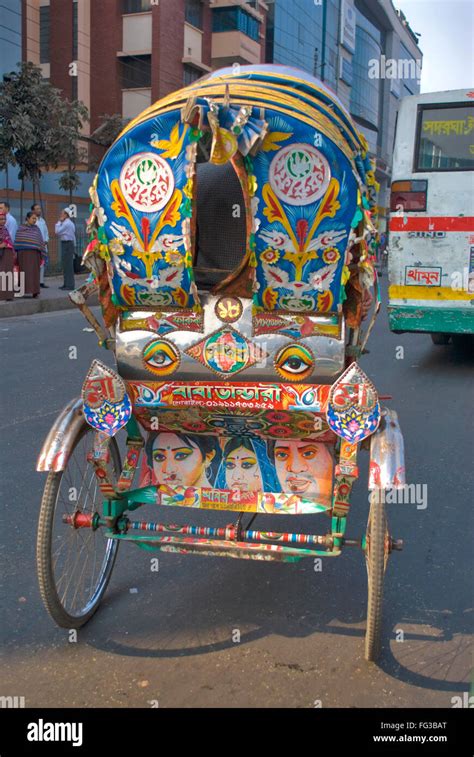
72,0 -> 78,61
72,74 -> 78,101
40,6 -> 50,64
122,0 -> 151,13
212,7 -> 260,42
185,0 -> 203,29
415,104 -> 474,171
120,56 -> 151,89
350,22 -> 382,129
183,64 -> 202,86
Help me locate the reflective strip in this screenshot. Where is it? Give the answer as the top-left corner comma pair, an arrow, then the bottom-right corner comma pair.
389,285 -> 474,301
389,216 -> 474,232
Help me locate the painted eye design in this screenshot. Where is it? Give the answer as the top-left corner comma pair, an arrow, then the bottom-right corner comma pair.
274,344 -> 314,382
143,339 -> 180,376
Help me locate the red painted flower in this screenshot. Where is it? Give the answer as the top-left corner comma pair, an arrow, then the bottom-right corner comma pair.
268,425 -> 292,437
183,421 -> 207,433
322,247 -> 340,264
338,483 -> 350,498
266,411 -> 291,423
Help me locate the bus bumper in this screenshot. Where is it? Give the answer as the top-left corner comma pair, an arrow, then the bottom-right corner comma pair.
388,305 -> 474,334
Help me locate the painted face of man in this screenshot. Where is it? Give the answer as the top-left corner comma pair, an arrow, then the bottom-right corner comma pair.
151,432 -> 213,487
274,440 -> 333,498
224,445 -> 262,491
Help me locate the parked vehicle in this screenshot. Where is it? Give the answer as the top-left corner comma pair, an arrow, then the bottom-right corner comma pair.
388,88 -> 474,346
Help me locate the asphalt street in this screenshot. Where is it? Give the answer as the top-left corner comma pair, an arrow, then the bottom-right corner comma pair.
0,284 -> 472,708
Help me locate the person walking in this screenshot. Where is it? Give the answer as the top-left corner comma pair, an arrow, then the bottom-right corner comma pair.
14,211 -> 45,298
31,203 -> 49,289
0,201 -> 18,244
55,208 -> 76,290
0,212 -> 15,301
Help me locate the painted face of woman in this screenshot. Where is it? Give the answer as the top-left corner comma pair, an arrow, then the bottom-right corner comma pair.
274,440 -> 333,498
223,445 -> 263,491
151,432 -> 213,488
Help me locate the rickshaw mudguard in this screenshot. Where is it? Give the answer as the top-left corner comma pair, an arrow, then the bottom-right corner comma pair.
37,398 -> 86,472
368,407 -> 406,490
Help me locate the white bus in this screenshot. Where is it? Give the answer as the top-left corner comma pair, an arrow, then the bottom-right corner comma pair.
388,88 -> 474,345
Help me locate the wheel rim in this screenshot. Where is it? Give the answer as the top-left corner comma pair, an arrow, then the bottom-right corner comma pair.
49,428 -> 118,619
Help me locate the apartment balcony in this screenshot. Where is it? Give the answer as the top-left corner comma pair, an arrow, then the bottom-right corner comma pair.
120,11 -> 152,55
122,88 -> 152,119
211,30 -> 261,68
183,22 -> 212,74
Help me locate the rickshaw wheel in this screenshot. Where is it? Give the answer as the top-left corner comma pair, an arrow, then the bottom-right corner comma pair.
37,424 -> 121,629
364,489 -> 390,662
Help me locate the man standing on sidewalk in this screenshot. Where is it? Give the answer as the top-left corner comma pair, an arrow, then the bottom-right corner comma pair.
32,203 -> 49,289
55,208 -> 76,290
0,201 -> 18,243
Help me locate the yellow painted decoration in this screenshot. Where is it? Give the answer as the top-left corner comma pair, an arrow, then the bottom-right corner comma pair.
151,122 -> 188,159
262,130 -> 294,152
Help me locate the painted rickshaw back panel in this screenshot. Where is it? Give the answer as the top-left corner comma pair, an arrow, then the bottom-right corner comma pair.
77,66 -> 379,515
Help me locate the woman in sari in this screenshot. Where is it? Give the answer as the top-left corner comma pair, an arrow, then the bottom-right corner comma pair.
0,212 -> 15,301
14,212 -> 45,298
215,436 -> 280,492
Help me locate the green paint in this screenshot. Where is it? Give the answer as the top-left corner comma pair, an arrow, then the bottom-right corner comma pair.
388,305 -> 474,335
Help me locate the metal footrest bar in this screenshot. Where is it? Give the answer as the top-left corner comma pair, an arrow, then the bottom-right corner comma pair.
126,519 -> 334,548
110,531 -> 341,562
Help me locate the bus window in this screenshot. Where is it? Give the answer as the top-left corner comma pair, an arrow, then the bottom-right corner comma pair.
415,104 -> 474,171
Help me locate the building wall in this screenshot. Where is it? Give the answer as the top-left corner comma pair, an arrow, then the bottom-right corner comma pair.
266,0 -> 422,231
0,0 -> 23,78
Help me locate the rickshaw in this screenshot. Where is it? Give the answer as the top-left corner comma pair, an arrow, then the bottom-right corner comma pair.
36,65 -> 405,662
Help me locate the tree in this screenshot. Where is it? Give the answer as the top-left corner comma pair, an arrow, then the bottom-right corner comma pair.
56,97 -> 89,204
0,62 -> 89,212
83,113 -> 130,171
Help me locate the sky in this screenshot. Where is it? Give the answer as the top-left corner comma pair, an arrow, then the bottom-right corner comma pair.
394,0 -> 474,93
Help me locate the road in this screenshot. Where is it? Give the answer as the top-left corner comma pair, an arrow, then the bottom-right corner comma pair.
0,287 -> 472,708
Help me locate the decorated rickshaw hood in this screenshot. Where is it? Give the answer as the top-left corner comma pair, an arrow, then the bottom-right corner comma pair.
88,65 -> 376,313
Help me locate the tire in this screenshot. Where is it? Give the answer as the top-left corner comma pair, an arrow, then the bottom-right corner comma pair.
364,489 -> 390,662
37,423 -> 121,629
451,334 -> 474,353
431,333 -> 450,345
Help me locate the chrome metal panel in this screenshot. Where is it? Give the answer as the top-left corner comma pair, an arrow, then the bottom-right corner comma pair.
368,408 -> 406,490
115,294 -> 345,383
37,398 -> 86,472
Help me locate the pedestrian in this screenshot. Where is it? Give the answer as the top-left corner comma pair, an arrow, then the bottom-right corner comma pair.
55,208 -> 76,290
0,200 -> 18,243
14,211 -> 45,298
0,211 -> 15,301
31,203 -> 49,289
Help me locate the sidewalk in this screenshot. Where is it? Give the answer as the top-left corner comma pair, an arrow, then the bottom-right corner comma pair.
0,274 -> 97,318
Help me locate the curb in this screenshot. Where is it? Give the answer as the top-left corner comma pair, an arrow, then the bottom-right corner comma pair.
0,294 -> 99,318
0,275 -> 96,318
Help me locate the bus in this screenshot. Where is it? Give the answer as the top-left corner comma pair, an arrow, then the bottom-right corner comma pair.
387,88 -> 474,345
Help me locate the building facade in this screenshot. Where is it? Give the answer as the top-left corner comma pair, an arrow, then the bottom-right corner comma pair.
21,0 -> 268,127
266,0 -> 422,231
2,0 -> 420,248
2,1 -> 268,261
